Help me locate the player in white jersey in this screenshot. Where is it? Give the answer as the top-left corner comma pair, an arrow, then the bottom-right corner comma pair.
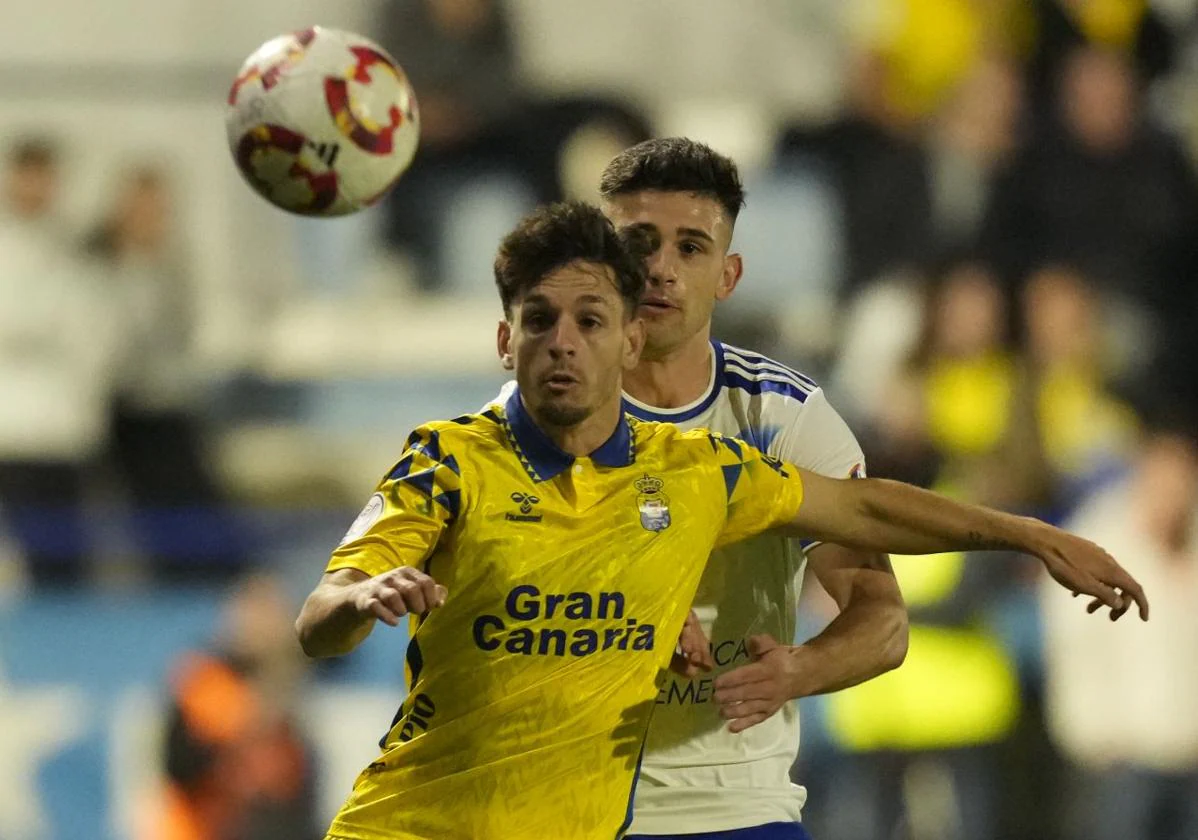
491,139 -> 907,839
607,139 -> 908,839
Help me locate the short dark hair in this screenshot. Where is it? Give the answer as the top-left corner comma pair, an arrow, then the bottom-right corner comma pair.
8,136 -> 59,169
599,137 -> 746,224
494,201 -> 646,317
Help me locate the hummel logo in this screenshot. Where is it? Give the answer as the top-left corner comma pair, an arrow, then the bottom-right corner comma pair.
506,491 -> 542,522
305,140 -> 341,168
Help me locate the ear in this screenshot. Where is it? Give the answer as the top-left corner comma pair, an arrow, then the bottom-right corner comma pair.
715,252 -> 743,302
497,319 -> 514,370
622,315 -> 645,372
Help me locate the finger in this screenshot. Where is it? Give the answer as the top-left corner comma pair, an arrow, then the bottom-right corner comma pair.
668,652 -> 700,678
1086,598 -> 1102,614
746,634 -> 779,659
713,663 -> 770,692
366,598 -> 401,627
713,678 -> 774,705
718,698 -> 776,721
380,582 -> 424,617
414,576 -> 443,612
395,579 -> 430,615
1112,576 -> 1149,621
433,584 -> 449,607
1072,572 -> 1121,610
727,712 -> 771,734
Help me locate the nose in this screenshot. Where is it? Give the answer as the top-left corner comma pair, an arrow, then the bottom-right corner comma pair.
646,246 -> 677,287
546,318 -> 579,359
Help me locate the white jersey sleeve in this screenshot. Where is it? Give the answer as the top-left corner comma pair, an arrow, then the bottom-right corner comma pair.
480,379 -> 516,412
770,387 -> 866,553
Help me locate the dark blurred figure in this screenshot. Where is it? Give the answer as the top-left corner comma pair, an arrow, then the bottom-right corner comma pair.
981,45 -> 1198,379
0,137 -> 113,586
1042,429 -> 1198,840
777,51 -> 933,299
377,0 -> 650,290
86,165 -> 249,583
1024,0 -> 1178,127
144,574 -> 318,840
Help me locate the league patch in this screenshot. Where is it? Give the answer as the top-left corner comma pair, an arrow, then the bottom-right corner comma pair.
340,492 -> 385,545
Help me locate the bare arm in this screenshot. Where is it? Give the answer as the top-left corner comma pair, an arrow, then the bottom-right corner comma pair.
789,546 -> 908,694
711,546 -> 908,732
295,567 -> 447,658
788,472 -> 1148,620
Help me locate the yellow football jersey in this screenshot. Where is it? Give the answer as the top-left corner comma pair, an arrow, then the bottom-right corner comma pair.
324,389 -> 805,840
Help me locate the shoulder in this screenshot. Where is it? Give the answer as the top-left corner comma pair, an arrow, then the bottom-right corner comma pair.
633,416 -> 760,468
389,411 -> 507,477
717,342 -> 821,408
632,417 -> 727,463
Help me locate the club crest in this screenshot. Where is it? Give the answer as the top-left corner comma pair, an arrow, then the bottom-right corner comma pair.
635,474 -> 671,532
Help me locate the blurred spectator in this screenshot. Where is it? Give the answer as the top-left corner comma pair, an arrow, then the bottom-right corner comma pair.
377,0 -> 650,290
85,165 -> 249,583
927,54 -> 1025,251
777,51 -> 933,298
980,44 -> 1198,377
142,574 -> 318,840
0,137 -> 116,586
1041,430 -> 1198,840
882,260 -> 1047,509
1024,0 -> 1179,126
1022,265 -> 1140,507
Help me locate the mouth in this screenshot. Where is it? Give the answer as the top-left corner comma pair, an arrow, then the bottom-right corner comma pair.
639,296 -> 677,314
542,371 -> 581,393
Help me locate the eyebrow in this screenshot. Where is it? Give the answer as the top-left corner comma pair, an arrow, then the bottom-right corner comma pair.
677,227 -> 715,243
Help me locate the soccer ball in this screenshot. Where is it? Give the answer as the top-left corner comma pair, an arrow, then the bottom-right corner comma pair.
225,27 -> 420,216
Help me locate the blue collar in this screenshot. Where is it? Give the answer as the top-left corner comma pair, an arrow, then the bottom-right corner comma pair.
502,387 -> 636,482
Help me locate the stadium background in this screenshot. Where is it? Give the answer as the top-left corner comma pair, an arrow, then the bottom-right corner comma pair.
1,1 -> 1197,838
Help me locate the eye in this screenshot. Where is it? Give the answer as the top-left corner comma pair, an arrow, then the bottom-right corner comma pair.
524,311 -> 552,331
679,240 -> 704,256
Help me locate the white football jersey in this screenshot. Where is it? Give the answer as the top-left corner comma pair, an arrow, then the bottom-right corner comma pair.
489,340 -> 865,834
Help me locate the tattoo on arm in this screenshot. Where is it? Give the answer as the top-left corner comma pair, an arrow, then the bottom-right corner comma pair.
965,531 -> 1019,551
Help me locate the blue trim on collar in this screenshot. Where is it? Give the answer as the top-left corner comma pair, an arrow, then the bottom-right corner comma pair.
503,387 -> 635,482
622,340 -> 725,423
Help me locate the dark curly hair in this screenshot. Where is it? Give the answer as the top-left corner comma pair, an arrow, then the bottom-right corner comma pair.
494,201 -> 646,317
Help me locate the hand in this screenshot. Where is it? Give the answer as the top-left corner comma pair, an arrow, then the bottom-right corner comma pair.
669,610 -> 714,677
351,567 -> 447,626
712,634 -> 796,733
1034,523 -> 1149,621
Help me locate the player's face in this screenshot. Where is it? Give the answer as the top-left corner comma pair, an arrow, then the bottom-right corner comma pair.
498,261 -> 644,427
603,191 -> 742,360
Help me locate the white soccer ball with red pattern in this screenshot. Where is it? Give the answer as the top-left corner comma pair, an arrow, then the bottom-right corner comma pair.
225,27 -> 419,216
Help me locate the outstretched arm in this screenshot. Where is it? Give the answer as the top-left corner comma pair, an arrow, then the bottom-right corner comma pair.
788,472 -> 1148,621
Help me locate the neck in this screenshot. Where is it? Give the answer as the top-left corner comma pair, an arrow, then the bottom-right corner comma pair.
525,392 -> 624,457
624,329 -> 713,409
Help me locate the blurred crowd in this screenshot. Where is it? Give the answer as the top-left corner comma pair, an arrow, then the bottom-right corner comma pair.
2,0 -> 1197,838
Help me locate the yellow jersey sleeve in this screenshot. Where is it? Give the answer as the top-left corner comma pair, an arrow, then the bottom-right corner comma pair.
327,424 -> 464,578
708,432 -> 805,549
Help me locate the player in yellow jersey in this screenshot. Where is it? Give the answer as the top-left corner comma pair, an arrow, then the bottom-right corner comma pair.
295,202 -> 1147,840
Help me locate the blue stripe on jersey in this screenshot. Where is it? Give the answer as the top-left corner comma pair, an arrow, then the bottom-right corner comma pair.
721,463 -> 743,501
723,363 -> 814,398
623,341 -> 726,423
722,345 -> 819,390
722,370 -> 810,403
615,743 -> 647,840
400,466 -> 440,499
722,356 -> 816,396
433,489 -> 461,522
